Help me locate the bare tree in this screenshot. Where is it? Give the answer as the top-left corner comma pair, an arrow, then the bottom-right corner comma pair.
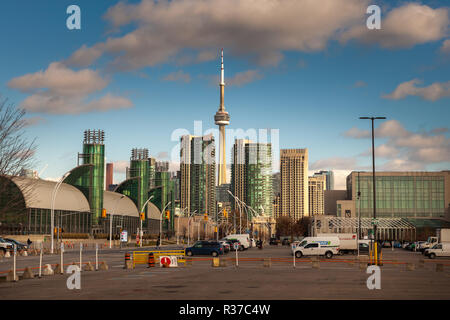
0,97 -> 36,233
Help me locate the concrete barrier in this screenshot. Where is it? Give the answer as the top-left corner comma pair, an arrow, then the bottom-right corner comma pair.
42,264 -> 54,276
22,250 -> 28,257
406,263 -> 415,271
22,267 -> 35,279
54,264 -> 63,274
263,258 -> 272,268
4,251 -> 10,258
84,262 -> 94,271
436,264 -> 444,272
6,270 -> 17,282
100,262 -> 108,271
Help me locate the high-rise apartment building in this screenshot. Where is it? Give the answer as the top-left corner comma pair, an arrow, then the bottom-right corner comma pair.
309,175 -> 326,216
314,170 -> 334,190
231,139 -> 273,217
180,134 -> 216,217
280,149 -> 308,220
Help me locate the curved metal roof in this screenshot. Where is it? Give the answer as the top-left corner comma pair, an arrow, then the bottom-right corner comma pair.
103,191 -> 161,220
147,202 -> 162,221
103,191 -> 139,217
11,177 -> 90,212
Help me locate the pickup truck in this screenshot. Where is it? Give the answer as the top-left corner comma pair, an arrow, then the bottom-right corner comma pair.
420,229 -> 450,253
424,243 -> 450,259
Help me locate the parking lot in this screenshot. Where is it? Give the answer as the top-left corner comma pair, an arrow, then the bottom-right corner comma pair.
1,244 -> 449,300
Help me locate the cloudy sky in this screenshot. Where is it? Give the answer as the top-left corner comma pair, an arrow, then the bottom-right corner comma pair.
1,0 -> 449,189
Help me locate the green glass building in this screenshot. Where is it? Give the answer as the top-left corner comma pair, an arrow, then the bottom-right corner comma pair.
231,140 -> 273,218
347,171 -> 450,219
74,130 -> 105,226
128,149 -> 150,216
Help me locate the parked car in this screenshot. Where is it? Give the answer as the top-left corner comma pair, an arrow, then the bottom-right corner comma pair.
269,237 -> 279,245
0,238 -> 13,253
3,238 -> 28,251
381,241 -> 391,248
223,239 -> 244,251
358,242 -> 370,255
219,240 -> 230,253
185,241 -> 224,257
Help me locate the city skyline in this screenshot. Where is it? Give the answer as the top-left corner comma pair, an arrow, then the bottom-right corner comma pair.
0,0 -> 449,190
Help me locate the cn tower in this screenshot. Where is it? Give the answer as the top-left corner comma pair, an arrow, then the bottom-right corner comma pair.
214,49 -> 230,185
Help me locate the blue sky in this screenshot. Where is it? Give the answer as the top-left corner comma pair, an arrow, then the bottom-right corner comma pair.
1,0 -> 449,189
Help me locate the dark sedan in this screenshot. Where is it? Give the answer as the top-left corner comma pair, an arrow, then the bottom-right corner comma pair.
185,241 -> 224,257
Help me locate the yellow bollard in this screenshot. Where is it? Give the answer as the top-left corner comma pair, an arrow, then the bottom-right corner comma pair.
374,242 -> 378,266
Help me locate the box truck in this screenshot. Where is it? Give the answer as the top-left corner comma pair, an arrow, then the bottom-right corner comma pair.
317,233 -> 360,255
292,236 -> 340,259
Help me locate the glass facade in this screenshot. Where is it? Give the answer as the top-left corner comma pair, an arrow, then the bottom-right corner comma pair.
129,159 -> 150,215
353,175 -> 445,218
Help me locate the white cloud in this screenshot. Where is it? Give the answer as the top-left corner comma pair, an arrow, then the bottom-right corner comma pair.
8,62 -> 132,114
345,120 -> 450,170
310,157 -> 358,170
340,4 -> 449,48
227,70 -> 263,87
66,0 -> 372,70
162,70 -> 191,83
383,79 -> 450,101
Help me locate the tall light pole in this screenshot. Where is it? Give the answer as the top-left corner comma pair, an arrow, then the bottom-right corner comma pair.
159,201 -> 172,248
110,195 -> 125,249
50,171 -> 71,254
178,206 -> 188,245
227,190 -> 242,234
139,195 -> 154,248
359,116 -> 386,262
187,210 -> 198,246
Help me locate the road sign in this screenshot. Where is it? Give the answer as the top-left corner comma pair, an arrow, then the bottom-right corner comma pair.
13,244 -> 17,255
159,256 -> 178,267
120,230 -> 128,242
233,242 -> 239,250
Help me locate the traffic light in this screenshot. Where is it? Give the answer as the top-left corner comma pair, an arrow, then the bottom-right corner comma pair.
165,210 -> 170,220
204,213 -> 208,221
102,208 -> 107,218
140,212 -> 145,221
214,226 -> 218,233
223,209 -> 228,218
54,227 -> 57,234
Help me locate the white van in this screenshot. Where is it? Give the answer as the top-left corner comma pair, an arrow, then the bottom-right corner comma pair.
292,236 -> 340,259
424,243 -> 450,259
224,234 -> 251,249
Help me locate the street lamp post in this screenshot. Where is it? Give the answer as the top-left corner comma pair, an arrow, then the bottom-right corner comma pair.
227,190 -> 243,234
159,201 -> 171,249
359,116 -> 386,263
110,195 -> 125,249
178,207 -> 188,245
50,171 -> 71,254
139,195 -> 154,248
187,210 -> 198,246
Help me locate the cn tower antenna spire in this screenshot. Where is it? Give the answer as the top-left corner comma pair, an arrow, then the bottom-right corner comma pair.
220,48 -> 224,86
215,48 -> 230,185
